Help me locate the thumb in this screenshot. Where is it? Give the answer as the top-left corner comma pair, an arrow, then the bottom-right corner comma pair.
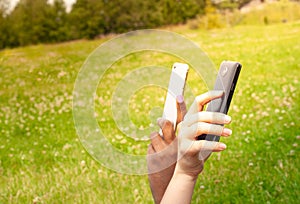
176,95 -> 187,126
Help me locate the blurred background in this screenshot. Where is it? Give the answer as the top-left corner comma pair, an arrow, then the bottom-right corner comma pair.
0,0 -> 299,203
1,0 -> 300,49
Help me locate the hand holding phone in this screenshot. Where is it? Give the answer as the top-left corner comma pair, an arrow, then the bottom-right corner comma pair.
159,63 -> 189,136
198,61 -> 242,141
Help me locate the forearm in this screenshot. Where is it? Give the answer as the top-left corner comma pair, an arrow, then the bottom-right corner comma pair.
161,170 -> 198,204
148,169 -> 174,204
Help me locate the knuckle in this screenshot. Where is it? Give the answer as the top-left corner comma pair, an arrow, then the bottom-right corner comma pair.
214,125 -> 223,135
164,120 -> 173,129
197,112 -> 205,120
150,132 -> 159,140
196,94 -> 205,104
197,122 -> 208,134
213,113 -> 223,122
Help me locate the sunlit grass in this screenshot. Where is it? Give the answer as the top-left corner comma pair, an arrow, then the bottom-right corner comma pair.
0,20 -> 300,203
240,0 -> 300,25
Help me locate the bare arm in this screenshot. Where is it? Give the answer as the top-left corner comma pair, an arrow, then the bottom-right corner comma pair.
147,96 -> 187,204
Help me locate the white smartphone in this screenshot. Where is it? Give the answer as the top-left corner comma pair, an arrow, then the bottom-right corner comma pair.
159,63 -> 189,136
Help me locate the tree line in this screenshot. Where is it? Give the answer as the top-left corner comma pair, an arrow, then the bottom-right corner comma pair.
0,0 -> 252,49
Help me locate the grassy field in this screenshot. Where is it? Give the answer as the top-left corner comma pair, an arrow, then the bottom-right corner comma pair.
1,17 -> 300,204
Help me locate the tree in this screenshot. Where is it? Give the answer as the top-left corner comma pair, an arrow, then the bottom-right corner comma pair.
105,0 -> 154,33
0,0 -> 208,49
47,0 -> 69,42
68,0 -> 106,39
160,0 -> 205,25
3,0 -> 69,47
0,0 -> 10,49
7,0 -> 52,46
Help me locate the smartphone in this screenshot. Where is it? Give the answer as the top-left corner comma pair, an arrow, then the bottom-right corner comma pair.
159,63 -> 189,136
197,61 -> 242,141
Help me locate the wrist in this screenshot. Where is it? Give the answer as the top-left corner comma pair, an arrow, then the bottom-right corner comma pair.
173,166 -> 199,182
161,167 -> 198,204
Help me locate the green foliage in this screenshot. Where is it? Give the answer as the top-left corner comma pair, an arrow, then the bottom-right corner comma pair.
1,0 -> 300,49
1,0 -> 69,47
203,0 -> 224,29
0,0 -> 9,48
47,0 -> 70,42
68,0 -> 107,39
0,0 -> 206,49
160,0 -> 205,25
188,0 -> 224,30
215,0 -> 253,10
10,0 -> 49,45
0,21 -> 299,203
104,0 -> 154,33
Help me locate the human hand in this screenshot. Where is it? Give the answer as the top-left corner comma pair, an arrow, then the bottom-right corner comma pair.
175,90 -> 232,179
160,91 -> 233,204
147,96 -> 187,204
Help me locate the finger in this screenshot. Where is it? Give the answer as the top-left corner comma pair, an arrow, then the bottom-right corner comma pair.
182,122 -> 232,139
147,143 -> 155,154
184,112 -> 231,127
185,91 -> 224,118
196,141 -> 226,160
176,95 -> 187,125
150,132 -> 167,152
179,140 -> 227,160
190,141 -> 227,154
157,118 -> 175,144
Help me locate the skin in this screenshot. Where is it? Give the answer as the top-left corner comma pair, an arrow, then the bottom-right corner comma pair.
148,91 -> 232,204
147,95 -> 187,204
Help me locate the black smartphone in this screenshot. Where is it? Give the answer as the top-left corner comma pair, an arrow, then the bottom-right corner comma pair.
197,61 -> 242,141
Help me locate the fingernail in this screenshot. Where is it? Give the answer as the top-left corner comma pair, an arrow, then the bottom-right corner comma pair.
157,118 -> 164,126
223,128 -> 232,136
224,115 -> 231,123
219,143 -> 227,150
176,95 -> 184,103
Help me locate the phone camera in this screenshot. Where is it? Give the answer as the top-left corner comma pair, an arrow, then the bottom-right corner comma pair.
222,66 -> 228,76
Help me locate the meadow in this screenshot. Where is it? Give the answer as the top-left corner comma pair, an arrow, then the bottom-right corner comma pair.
1,10 -> 300,204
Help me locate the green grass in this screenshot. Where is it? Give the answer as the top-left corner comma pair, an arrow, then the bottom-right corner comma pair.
240,0 -> 300,25
188,0 -> 300,29
1,19 -> 300,204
